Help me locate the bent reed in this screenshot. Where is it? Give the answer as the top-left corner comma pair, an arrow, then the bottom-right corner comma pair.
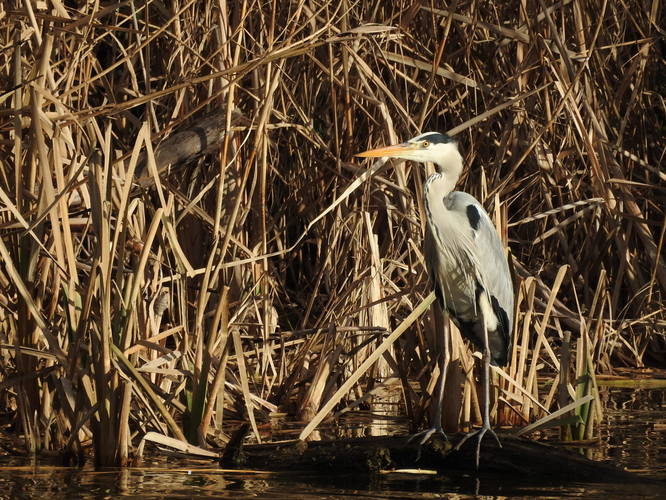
0,1 -> 663,465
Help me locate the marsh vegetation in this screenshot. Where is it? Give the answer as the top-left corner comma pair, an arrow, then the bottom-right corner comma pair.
0,0 -> 663,468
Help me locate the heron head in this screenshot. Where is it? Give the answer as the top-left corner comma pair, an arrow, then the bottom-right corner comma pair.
355,132 -> 462,176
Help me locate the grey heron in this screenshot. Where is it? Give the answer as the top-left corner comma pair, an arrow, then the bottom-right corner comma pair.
356,132 -> 514,468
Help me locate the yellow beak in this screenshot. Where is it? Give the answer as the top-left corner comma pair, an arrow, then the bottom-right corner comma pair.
354,142 -> 419,158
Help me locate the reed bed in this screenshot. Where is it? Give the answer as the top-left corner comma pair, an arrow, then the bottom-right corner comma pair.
0,1 -> 663,465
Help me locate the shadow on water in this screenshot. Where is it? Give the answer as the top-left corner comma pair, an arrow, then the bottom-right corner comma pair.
596,386 -> 666,478
0,463 -> 662,500
0,387 -> 663,499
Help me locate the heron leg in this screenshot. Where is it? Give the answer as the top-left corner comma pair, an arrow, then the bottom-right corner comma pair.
455,313 -> 501,469
409,309 -> 450,455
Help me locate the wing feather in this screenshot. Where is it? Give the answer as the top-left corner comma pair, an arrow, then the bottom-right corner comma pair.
425,191 -> 514,362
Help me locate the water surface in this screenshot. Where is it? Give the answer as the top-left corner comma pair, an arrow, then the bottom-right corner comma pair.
0,387 -> 663,499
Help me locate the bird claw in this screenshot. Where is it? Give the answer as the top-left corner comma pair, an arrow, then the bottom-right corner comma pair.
408,427 -> 448,461
455,425 -> 501,469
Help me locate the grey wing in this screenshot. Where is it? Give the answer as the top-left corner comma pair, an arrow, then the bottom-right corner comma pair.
455,192 -> 514,318
427,191 -> 514,363
449,191 -> 514,336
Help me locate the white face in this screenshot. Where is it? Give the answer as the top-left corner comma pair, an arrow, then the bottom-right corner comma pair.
356,132 -> 465,192
401,134 -> 460,165
356,131 -> 460,168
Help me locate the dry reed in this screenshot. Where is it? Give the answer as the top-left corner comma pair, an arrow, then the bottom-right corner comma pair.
0,0 -> 663,465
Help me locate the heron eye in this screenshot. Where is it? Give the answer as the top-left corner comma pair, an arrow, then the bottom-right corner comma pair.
422,140 -> 430,148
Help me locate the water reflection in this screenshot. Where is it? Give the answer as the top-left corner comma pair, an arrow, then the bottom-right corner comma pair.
597,387 -> 666,478
0,464 -> 661,499
0,388 -> 662,499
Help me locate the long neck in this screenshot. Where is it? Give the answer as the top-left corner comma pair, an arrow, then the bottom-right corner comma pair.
423,172 -> 455,236
431,144 -> 463,195
423,148 -> 463,215
425,171 -> 457,197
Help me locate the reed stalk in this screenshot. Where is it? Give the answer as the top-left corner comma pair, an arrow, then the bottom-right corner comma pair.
0,0 -> 662,464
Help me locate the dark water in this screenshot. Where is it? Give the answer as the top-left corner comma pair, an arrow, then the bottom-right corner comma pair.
0,465 -> 661,499
0,387 -> 663,499
596,386 -> 666,478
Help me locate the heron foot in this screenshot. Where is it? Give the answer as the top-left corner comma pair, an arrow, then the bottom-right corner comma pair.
408,427 -> 448,461
454,425 -> 501,469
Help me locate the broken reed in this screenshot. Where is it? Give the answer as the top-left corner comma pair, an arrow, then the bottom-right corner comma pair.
0,1 -> 662,465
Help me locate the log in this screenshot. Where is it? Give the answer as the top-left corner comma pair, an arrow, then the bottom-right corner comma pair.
220,432 -> 649,484
134,110 -> 249,186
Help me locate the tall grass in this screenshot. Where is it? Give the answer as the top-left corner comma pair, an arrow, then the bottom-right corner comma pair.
0,0 -> 663,465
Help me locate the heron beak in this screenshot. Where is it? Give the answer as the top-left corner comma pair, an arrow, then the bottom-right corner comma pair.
355,142 -> 418,158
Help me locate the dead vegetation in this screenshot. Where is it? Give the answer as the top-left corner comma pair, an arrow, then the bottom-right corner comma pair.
0,1 -> 663,466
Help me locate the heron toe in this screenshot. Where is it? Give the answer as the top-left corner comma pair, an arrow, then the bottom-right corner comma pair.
455,425 -> 502,469
408,427 -> 450,461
